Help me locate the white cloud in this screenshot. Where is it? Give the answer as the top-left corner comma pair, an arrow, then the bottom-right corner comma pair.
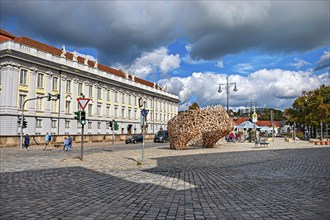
315,50 -> 330,71
117,47 -> 181,78
233,63 -> 254,74
287,58 -> 311,69
216,60 -> 224,68
158,69 -> 329,111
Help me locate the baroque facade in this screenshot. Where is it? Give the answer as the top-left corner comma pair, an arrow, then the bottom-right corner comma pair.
0,29 -> 179,136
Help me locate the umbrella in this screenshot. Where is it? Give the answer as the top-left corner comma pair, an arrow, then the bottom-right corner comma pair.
235,121 -> 260,129
260,126 -> 272,132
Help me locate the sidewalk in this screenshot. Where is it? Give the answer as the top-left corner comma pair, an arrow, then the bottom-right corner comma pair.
1,138 -> 329,219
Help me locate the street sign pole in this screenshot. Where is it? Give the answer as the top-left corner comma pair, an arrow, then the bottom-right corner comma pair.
81,124 -> 84,161
252,110 -> 258,147
271,110 -> 274,142
112,119 -> 115,152
142,101 -> 146,164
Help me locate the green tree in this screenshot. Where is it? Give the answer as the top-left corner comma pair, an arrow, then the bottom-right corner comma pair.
284,85 -> 330,127
188,102 -> 200,110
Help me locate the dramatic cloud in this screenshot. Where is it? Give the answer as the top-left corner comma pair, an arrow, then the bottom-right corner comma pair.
1,1 -> 329,65
315,50 -> 330,71
115,47 -> 180,79
158,69 -> 329,111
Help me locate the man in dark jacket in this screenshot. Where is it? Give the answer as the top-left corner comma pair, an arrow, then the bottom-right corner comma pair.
24,134 -> 30,151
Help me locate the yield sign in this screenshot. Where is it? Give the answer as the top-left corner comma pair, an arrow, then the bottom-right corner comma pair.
77,98 -> 90,110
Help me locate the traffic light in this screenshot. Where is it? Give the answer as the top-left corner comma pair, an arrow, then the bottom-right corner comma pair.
109,121 -> 113,130
17,117 -> 22,125
80,111 -> 86,125
114,121 -> 119,131
74,111 -> 81,121
22,119 -> 27,128
48,93 -> 51,101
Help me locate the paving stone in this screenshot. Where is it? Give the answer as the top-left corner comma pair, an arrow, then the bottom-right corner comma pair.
0,140 -> 329,219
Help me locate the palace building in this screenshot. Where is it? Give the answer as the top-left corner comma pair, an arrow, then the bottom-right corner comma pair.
0,29 -> 179,136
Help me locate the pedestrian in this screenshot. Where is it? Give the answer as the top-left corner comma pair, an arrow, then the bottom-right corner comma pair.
62,137 -> 69,152
68,136 -> 73,151
43,132 -> 52,151
24,134 -> 30,151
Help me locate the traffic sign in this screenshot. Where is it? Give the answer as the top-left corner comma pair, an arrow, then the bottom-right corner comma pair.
252,112 -> 258,123
77,98 -> 90,110
141,109 -> 149,117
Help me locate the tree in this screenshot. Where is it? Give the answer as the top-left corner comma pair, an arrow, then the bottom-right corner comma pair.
188,102 -> 200,110
284,85 -> 330,127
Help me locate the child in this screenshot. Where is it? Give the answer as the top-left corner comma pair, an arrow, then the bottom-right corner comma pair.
62,137 -> 69,152
68,136 -> 73,151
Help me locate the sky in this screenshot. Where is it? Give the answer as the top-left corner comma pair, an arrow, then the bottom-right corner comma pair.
1,0 -> 329,111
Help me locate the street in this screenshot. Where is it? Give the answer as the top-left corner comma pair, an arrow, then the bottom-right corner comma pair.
1,139 -> 329,219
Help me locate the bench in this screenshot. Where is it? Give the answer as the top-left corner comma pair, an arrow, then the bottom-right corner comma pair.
258,140 -> 269,147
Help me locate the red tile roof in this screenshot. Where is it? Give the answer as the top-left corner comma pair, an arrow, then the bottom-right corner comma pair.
0,28 -> 16,42
234,117 -> 280,127
1,29 -> 165,91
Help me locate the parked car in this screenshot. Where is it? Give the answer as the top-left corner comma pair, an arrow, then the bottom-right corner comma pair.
154,130 -> 169,143
125,135 -> 143,144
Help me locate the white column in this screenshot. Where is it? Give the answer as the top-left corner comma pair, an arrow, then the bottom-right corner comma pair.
0,62 -> 20,136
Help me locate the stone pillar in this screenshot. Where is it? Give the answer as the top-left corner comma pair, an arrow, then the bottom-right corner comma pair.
0,61 -> 20,136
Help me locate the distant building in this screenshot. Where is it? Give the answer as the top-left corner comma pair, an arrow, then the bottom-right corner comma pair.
0,29 -> 179,136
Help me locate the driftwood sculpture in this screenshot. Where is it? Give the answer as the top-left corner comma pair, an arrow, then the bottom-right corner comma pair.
168,106 -> 233,150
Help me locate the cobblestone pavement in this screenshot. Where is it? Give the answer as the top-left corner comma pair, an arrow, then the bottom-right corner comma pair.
1,139 -> 329,219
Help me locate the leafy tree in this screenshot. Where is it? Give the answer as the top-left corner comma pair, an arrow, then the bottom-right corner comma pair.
284,85 -> 330,127
258,108 -> 285,121
188,102 -> 200,110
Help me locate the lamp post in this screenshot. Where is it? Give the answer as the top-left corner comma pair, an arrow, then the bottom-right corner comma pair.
218,76 -> 238,114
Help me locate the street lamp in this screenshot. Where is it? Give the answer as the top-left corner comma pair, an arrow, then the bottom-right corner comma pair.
218,76 -> 238,114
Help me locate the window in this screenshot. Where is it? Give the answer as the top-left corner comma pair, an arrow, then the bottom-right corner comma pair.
65,101 -> 71,114
122,108 -> 125,119
97,88 -> 102,100
36,98 -> 43,111
129,95 -> 132,105
106,106 -> 110,118
36,119 -> 42,128
115,91 -> 118,102
128,109 -> 131,120
51,120 -> 57,128
19,94 -> 27,109
98,122 -> 101,129
37,73 -> 44,88
88,104 -> 92,116
78,83 -> 83,96
52,100 -> 58,112
65,120 -> 70,128
114,107 -> 118,118
97,105 -> 102,116
89,85 -> 93,97
135,110 -> 138,119
52,77 -> 58,91
88,121 -> 92,129
20,69 -> 28,85
122,93 -> 125,104
107,90 -> 111,101
66,80 -> 71,93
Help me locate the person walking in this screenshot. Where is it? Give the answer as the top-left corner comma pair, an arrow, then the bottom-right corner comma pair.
24,134 -> 30,151
68,136 -> 73,151
62,137 -> 69,152
44,132 -> 52,151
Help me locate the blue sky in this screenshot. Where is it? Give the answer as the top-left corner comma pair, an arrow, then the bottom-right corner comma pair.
1,1 -> 329,111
